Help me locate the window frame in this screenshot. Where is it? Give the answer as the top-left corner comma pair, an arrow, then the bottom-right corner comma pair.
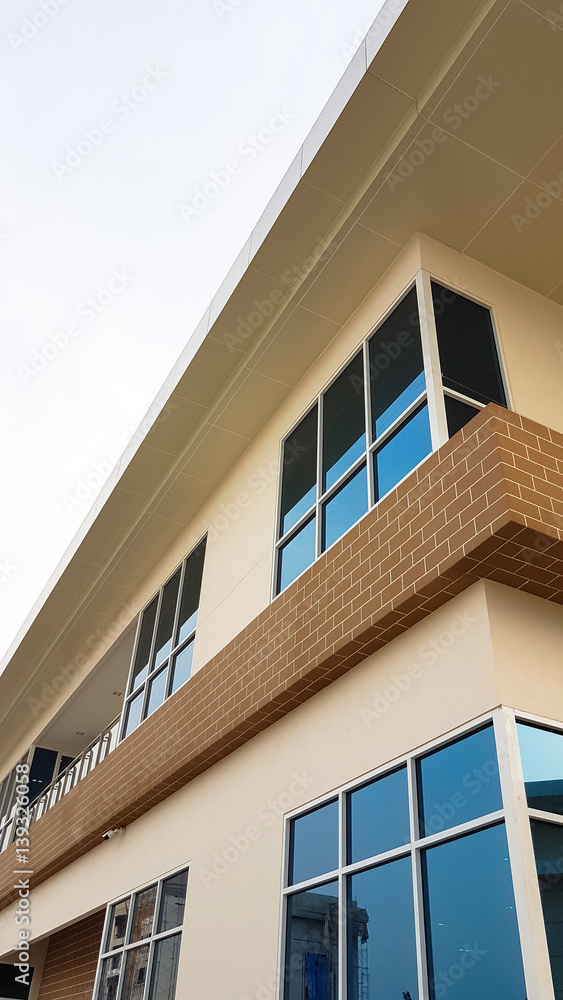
92,866 -> 188,1000
272,270 -> 510,597
119,535 -> 207,743
277,708 -> 553,1000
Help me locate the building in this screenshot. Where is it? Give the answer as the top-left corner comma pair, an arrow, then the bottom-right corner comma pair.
1,0 -> 563,997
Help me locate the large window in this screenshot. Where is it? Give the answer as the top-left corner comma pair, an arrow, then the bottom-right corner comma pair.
282,722 -> 526,1000
93,868 -> 188,1000
121,538 -> 206,740
275,275 -> 507,593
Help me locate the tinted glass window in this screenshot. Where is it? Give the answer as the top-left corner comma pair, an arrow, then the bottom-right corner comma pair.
432,282 -> 506,406
530,819 -> 563,998
348,767 -> 410,863
153,569 -> 181,667
98,955 -> 122,1000
177,537 -> 206,643
105,899 -> 130,951
284,882 -> 338,1000
28,747 -> 58,803
323,352 -> 365,491
423,824 -> 525,1000
444,395 -> 480,437
289,801 -> 338,885
348,858 -> 418,1000
280,406 -> 318,535
145,669 -> 167,719
158,869 -> 188,933
517,723 -> 563,816
121,944 -> 149,1000
323,464 -> 367,551
130,884 -> 157,943
148,934 -> 181,1000
170,641 -> 194,695
131,597 -> 158,691
123,691 -> 144,739
417,726 -> 502,837
369,287 -> 424,439
278,517 -> 316,592
374,403 -> 431,500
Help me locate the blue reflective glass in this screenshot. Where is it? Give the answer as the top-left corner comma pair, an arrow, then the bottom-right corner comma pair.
530,820 -> 563,998
145,668 -> 167,719
374,404 -> 431,500
281,406 -> 318,535
417,726 -> 502,837
375,371 -> 425,439
517,723 -> 563,816
323,351 -> 365,491
278,517 -> 316,593
348,767 -> 410,863
170,641 -> 194,695
348,857 -> 418,1000
369,286 -> 424,439
289,801 -> 338,885
423,825 -> 525,1000
123,690 -> 144,738
323,464 -> 367,551
284,881 -> 338,1000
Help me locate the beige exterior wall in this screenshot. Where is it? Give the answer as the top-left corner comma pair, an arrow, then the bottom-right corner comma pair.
3,581 -> 561,996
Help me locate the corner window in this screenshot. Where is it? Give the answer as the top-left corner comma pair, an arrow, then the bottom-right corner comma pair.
275,276 -> 507,593
282,723 -> 525,1000
121,538 -> 206,740
94,868 -> 188,1000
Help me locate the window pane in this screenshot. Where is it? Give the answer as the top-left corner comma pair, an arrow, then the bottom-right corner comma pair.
348,767 -> 410,864
417,726 -> 502,837
431,281 -> 506,406
170,642 -> 194,696
374,404 -> 431,500
289,801 -> 338,885
323,352 -> 365,491
530,820 -> 563,999
444,395 -> 480,438
145,669 -> 168,720
369,287 -> 424,439
123,691 -> 144,739
121,944 -> 149,1000
284,881 -> 338,1000
280,405 -> 317,535
97,954 -> 122,1000
323,464 -> 367,551
278,517 -> 316,593
130,885 -> 157,942
153,569 -> 181,668
131,597 -> 158,691
28,747 -> 58,803
105,898 -> 130,951
158,869 -> 188,932
517,723 -> 563,816
423,825 -> 525,1000
177,538 -> 206,644
348,857 -> 418,1000
148,934 -> 181,1000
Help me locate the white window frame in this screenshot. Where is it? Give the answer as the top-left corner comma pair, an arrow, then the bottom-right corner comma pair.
92,865 -> 189,1000
278,707 -> 558,1000
272,270 -> 510,598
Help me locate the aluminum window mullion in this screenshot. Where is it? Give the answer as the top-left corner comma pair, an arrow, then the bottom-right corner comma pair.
493,708 -> 555,1000
143,939 -> 155,1000
318,452 -> 368,507
408,757 -> 430,1000
363,338 -> 375,510
368,389 -> 427,455
416,270 -> 448,450
338,789 -> 346,1000
316,392 -> 323,559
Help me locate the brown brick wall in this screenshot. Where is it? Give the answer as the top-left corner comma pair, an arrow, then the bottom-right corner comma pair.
36,910 -> 104,1000
1,403 -> 563,908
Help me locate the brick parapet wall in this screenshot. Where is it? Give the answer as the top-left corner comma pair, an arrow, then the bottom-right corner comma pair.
1,403 -> 563,908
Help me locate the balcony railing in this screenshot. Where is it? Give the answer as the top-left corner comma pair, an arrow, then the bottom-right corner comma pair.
0,715 -> 120,853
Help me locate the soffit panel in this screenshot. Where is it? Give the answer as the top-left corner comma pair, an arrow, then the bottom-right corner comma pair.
84,581 -> 136,617
117,445 -> 177,499
212,371 -> 292,439
528,135 -> 563,190
141,394 -> 207,457
549,281 -> 563,306
55,558 -> 101,597
147,473 -> 215,524
171,337 -> 246,408
206,265 -> 295,356
177,424 -> 251,484
465,179 -> 563,294
358,118 -> 521,249
105,547 -> 161,591
302,73 -> 415,203
251,306 -> 341,385
424,2 -> 563,177
94,487 -> 149,535
367,0 -> 491,98
126,513 -> 192,561
69,525 -> 124,570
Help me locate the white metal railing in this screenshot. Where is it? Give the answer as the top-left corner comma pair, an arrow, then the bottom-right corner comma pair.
0,714 -> 120,852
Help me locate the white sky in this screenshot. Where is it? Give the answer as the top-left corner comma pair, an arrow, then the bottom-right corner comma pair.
0,0 -> 386,665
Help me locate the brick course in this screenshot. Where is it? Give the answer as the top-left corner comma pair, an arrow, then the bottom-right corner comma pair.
1,404 -> 563,908
36,909 -> 104,1000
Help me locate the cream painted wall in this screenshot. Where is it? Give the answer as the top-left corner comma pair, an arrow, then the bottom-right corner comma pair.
0,584 -> 498,991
